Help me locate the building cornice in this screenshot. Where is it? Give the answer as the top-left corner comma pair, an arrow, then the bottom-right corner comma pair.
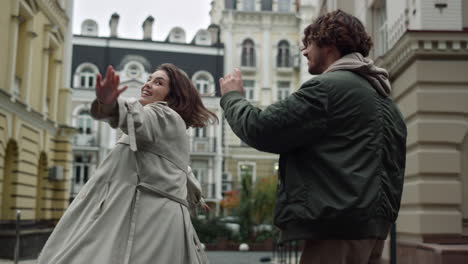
73,36 -> 225,56
0,89 -> 58,135
36,0 -> 69,32
376,30 -> 468,81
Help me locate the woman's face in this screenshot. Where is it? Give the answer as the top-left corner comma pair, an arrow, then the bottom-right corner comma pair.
139,70 -> 170,106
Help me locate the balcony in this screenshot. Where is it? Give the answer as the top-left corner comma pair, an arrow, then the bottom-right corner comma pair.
73,134 -> 98,147
202,183 -> 217,200
190,137 -> 216,154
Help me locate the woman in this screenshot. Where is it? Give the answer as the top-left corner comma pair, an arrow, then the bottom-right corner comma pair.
37,64 -> 217,264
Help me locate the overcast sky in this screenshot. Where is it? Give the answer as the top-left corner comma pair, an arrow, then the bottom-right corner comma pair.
72,0 -> 213,41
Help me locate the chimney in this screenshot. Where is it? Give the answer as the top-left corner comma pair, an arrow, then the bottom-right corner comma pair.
109,12 -> 119,37
142,16 -> 154,40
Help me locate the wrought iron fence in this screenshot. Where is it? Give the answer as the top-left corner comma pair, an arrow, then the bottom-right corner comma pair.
272,240 -> 301,264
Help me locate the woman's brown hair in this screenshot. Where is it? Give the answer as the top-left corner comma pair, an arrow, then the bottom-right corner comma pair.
156,63 -> 218,128
302,9 -> 373,57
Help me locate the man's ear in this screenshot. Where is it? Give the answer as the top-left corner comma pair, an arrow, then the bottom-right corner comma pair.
325,45 -> 342,59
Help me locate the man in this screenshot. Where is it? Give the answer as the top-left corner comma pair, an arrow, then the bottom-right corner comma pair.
219,10 -> 407,264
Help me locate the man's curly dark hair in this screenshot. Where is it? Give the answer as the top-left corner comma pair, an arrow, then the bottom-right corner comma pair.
302,10 -> 373,57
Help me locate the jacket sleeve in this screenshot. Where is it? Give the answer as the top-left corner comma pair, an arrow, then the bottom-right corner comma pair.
90,98 -> 178,151
220,79 -> 329,154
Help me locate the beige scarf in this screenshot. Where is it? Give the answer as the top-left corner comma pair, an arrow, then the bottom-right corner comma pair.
323,52 -> 391,97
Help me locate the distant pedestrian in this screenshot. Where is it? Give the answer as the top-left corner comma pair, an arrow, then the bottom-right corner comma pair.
219,10 -> 407,264
37,63 -> 216,264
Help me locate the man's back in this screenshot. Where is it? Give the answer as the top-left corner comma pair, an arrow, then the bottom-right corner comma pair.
274,70 -> 407,241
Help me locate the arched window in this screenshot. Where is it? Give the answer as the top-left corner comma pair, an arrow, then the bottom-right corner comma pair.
1,140 -> 19,219
74,63 -> 99,89
81,19 -> 98,36
277,40 -> 291,67
194,30 -> 212,46
124,61 -> 144,79
241,39 -> 256,67
168,27 -> 186,43
244,0 -> 255,11
192,71 -> 215,95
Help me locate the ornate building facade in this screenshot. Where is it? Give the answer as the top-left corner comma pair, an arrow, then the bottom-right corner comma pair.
319,0 -> 468,263
0,0 -> 75,259
210,0 -> 316,210
70,14 -> 225,211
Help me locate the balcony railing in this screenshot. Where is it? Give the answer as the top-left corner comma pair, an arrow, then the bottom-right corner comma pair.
73,134 -> 98,147
201,183 -> 217,200
190,137 -> 216,153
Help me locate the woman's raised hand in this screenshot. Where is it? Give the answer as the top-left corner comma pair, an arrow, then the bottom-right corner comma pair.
96,66 -> 128,104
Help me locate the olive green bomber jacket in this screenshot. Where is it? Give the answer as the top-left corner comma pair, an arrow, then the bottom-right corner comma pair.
220,71 -> 407,241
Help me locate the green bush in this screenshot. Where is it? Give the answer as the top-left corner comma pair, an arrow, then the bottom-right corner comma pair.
192,217 -> 234,243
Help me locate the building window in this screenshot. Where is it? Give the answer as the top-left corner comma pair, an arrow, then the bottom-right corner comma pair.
374,0 -> 388,57
222,172 -> 232,192
239,162 -> 256,184
168,27 -> 186,43
125,62 -> 143,78
196,75 -> 209,94
277,81 -> 290,101
243,80 -> 255,101
278,0 -> 291,12
225,0 -> 237,9
74,154 -> 92,185
192,71 -> 215,95
261,0 -> 273,11
244,0 -> 255,11
277,40 -> 291,67
195,127 -> 207,138
77,110 -> 93,135
80,68 -> 95,88
81,19 -> 98,36
74,63 -> 99,89
241,39 -> 256,67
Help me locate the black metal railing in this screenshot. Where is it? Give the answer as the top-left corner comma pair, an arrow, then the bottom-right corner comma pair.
201,183 -> 216,199
272,241 -> 301,264
190,137 -> 216,153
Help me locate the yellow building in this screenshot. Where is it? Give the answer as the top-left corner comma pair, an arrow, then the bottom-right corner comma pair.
0,0 -> 75,259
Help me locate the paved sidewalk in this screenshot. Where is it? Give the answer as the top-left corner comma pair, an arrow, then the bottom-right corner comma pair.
0,260 -> 35,264
0,251 -> 298,264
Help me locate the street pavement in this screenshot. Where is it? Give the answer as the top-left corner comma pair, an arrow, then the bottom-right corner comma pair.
207,251 -> 278,264
0,251 -> 290,264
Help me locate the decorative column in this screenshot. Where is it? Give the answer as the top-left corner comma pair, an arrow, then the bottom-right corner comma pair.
22,20 -> 38,108
7,0 -> 20,100
40,28 -> 51,119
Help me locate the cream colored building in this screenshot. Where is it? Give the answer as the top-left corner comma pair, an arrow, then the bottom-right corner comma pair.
319,0 -> 468,263
0,0 -> 75,259
210,0 -> 316,196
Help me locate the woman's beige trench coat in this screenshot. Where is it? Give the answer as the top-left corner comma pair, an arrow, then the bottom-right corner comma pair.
36,98 -> 209,264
